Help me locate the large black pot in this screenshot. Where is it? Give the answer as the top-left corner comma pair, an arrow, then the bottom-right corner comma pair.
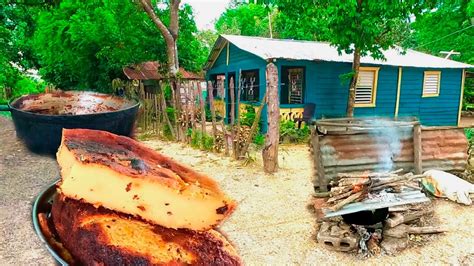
0,91 -> 139,155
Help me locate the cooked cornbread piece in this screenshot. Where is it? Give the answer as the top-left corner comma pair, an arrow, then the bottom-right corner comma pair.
57,128 -> 236,231
51,194 -> 241,266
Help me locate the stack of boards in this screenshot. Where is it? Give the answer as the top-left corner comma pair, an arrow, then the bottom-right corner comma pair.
51,128 -> 241,265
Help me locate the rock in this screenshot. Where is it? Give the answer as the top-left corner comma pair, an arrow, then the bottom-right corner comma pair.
381,236 -> 408,255
317,222 -> 359,252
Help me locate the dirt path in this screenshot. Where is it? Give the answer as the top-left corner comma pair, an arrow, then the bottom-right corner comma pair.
0,114 -> 473,265
143,138 -> 474,265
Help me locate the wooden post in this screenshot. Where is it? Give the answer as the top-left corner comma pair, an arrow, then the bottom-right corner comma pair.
235,70 -> 242,159
190,81 -> 197,131
413,123 -> 422,174
262,62 -> 279,173
207,81 -> 218,138
160,89 -> 176,140
221,120 -> 230,156
229,77 -> 236,158
311,127 -> 327,192
197,81 -> 206,146
240,91 -> 267,158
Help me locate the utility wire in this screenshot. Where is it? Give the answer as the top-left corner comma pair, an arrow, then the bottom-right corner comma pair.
416,24 -> 474,48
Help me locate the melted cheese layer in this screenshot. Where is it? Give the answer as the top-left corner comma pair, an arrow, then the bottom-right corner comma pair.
58,146 -> 231,231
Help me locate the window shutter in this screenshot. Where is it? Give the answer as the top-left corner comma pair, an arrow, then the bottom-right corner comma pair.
423,72 -> 440,95
355,70 -> 375,104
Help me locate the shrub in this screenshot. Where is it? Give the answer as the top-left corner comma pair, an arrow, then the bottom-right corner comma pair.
190,129 -> 214,151
279,120 -> 310,144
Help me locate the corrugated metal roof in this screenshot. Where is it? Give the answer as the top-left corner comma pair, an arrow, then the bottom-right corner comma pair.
205,35 -> 473,69
123,61 -> 203,80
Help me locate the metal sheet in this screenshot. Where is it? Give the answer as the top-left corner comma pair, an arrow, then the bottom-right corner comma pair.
204,35 -> 472,70
319,127 -> 468,179
324,189 -> 430,218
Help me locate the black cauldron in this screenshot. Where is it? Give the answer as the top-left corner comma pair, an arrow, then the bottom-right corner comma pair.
0,91 -> 139,155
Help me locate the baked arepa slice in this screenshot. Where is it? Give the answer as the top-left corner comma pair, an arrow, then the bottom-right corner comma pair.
51,194 -> 241,266
57,128 -> 236,231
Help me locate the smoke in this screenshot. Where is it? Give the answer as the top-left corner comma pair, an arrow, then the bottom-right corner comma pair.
365,119 -> 411,172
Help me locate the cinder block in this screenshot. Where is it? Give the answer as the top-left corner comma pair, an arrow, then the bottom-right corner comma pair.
317,222 -> 359,252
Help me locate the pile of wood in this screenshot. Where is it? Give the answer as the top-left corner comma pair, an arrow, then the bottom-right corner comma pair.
325,169 -> 425,211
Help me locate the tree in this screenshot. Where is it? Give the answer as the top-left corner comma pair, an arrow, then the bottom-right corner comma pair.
277,0 -> 433,117
215,2 -> 277,37
411,0 -> 474,106
138,0 -> 180,79
31,0 -> 204,91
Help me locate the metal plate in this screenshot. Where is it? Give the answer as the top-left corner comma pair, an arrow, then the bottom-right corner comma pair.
32,180 -> 69,266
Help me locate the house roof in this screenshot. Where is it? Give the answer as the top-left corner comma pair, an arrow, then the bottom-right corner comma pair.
123,61 -> 203,80
204,35 -> 473,70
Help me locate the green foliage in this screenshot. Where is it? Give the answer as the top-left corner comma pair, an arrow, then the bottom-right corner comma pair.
240,105 -> 258,127
32,0 -> 206,91
215,3 -> 276,37
253,133 -> 265,147
190,130 -> 214,151
410,0 -> 474,107
466,128 -> 473,143
277,0 -> 433,60
279,120 -> 310,143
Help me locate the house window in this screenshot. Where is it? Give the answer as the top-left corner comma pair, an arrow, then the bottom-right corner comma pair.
281,67 -> 305,104
355,67 -> 379,107
422,71 -> 441,97
240,69 -> 259,102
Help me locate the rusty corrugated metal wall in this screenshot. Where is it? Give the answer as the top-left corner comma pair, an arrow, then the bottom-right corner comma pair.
319,127 -> 468,179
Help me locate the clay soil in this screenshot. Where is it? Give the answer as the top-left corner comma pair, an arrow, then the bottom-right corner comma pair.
141,137 -> 474,265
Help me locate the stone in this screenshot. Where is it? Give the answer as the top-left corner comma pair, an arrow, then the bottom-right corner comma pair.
381,236 -> 408,255
317,222 -> 359,252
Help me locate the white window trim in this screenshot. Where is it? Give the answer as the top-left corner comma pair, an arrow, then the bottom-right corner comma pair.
422,71 -> 441,97
355,67 -> 379,108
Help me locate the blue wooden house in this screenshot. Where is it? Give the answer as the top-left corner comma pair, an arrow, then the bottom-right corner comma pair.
204,35 -> 472,128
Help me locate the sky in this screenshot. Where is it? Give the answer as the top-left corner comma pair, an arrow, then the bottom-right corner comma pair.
181,0 -> 232,30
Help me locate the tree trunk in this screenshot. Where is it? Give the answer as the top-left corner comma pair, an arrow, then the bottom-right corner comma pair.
262,63 -> 279,173
346,47 -> 361,117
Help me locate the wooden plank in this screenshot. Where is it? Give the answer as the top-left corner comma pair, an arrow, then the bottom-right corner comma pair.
395,67 -> 402,118
413,123 -> 422,174
207,81 -> 218,139
457,69 -> 466,126
311,127 -> 327,192
229,76 -> 236,157
197,81 -> 206,139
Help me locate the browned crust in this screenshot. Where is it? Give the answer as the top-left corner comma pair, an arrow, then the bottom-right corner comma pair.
60,128 -> 224,193
51,194 -> 242,266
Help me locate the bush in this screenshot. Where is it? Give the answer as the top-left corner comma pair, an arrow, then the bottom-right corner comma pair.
190,129 -> 214,151
0,76 -> 45,104
279,120 -> 310,143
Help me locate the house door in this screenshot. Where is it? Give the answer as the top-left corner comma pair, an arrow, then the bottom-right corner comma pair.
281,66 -> 305,104
226,72 -> 236,123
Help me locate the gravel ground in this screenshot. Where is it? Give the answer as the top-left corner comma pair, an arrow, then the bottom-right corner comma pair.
141,138 -> 474,265
0,115 -> 473,265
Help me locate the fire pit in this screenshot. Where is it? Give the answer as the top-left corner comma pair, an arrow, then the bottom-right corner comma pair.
313,169 -> 446,257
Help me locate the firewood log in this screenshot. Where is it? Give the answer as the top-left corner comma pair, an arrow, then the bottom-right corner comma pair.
386,209 -> 433,228
329,191 -> 364,211
384,224 -> 447,238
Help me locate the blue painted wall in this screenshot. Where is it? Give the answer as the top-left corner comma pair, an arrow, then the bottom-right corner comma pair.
398,67 -> 462,126
206,42 -> 463,127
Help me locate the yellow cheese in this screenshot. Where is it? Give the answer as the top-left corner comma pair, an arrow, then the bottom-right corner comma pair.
57,129 -> 236,231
